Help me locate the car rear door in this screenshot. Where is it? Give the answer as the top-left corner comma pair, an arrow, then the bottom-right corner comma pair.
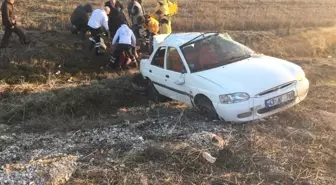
163,47 -> 193,106
146,46 -> 171,97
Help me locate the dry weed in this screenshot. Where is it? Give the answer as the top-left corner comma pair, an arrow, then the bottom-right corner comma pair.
0,0 -> 335,184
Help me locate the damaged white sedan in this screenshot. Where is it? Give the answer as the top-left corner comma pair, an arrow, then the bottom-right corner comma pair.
138,32 -> 309,122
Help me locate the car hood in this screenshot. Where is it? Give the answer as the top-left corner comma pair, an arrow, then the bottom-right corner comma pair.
195,55 -> 301,96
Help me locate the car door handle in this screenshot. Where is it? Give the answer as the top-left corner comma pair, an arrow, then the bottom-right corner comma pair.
165,75 -> 169,78
149,70 -> 152,73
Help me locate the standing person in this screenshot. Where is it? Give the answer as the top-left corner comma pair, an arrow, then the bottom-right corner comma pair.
152,0 -> 177,32
132,16 -> 146,39
104,0 -> 123,11
87,6 -> 111,55
70,3 -> 93,39
143,15 -> 159,35
153,0 -> 169,21
0,0 -> 30,48
109,22 -> 137,68
127,0 -> 134,20
128,0 -> 144,28
106,0 -> 128,39
159,16 -> 171,34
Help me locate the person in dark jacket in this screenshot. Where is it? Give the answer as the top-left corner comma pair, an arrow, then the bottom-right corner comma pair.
1,0 -> 30,48
127,0 -> 144,27
106,1 -> 128,39
127,0 -> 133,18
70,3 -> 93,37
104,0 -> 123,11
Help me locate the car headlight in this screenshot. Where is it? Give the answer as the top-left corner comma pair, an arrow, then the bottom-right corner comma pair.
296,71 -> 305,81
219,92 -> 250,104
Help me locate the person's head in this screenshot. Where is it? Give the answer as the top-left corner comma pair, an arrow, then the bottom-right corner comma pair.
157,0 -> 164,5
84,4 -> 93,13
117,18 -> 128,28
110,0 -> 116,3
156,9 -> 163,16
143,14 -> 151,24
8,0 -> 15,4
104,6 -> 111,15
123,20 -> 129,26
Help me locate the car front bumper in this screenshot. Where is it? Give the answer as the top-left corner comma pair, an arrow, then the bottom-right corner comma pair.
214,78 -> 309,122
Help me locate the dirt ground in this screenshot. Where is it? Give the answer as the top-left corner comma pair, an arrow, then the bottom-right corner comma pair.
0,0 -> 336,184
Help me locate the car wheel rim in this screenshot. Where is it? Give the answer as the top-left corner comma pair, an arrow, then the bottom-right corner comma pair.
200,105 -> 211,114
199,103 -> 217,119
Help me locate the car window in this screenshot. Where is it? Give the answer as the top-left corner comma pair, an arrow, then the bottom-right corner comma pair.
151,47 -> 166,68
181,34 -> 254,73
166,47 -> 185,73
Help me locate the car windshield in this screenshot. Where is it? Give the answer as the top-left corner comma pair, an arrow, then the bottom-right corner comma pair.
180,34 -> 254,73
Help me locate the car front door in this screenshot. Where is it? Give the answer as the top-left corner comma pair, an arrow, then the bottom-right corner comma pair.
163,47 -> 193,106
147,46 -> 171,97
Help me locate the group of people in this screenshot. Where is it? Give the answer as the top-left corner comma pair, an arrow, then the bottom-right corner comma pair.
70,0 -> 177,68
0,0 -> 177,69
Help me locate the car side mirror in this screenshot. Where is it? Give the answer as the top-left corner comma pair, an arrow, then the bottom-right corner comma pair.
175,72 -> 186,85
174,77 -> 185,85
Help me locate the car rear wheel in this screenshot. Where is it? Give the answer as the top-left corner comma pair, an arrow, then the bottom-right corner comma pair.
195,95 -> 220,120
147,80 -> 166,103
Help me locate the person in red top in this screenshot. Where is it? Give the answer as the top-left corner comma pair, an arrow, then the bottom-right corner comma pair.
1,0 -> 30,48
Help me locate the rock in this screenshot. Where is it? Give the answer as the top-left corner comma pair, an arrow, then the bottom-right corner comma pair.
301,181 -> 313,185
0,155 -> 77,185
39,22 -> 53,32
0,124 -> 10,133
187,131 -> 226,156
0,135 -> 14,142
202,151 -> 216,163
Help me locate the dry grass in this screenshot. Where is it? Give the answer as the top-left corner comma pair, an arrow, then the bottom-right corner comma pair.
0,0 -> 336,184
11,0 -> 336,31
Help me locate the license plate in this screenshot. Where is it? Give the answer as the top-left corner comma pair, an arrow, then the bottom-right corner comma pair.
265,91 -> 295,108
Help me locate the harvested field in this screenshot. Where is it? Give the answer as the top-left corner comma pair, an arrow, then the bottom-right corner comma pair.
0,0 -> 335,184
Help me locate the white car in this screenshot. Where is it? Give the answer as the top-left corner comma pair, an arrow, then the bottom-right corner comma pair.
139,32 -> 309,122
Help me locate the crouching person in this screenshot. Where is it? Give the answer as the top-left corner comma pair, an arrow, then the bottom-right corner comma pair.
109,22 -> 136,69
144,15 -> 159,36
70,3 -> 93,39
87,6 -> 111,55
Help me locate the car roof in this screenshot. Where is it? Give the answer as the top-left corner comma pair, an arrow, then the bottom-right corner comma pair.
157,32 -> 219,47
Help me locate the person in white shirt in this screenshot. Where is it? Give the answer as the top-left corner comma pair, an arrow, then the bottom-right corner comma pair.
109,21 -> 137,68
87,6 -> 111,55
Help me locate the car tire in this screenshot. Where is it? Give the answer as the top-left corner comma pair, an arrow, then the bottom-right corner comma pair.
131,73 -> 148,94
195,96 -> 220,120
147,80 -> 166,103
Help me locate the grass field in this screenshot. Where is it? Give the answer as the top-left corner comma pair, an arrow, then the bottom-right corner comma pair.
0,0 -> 336,184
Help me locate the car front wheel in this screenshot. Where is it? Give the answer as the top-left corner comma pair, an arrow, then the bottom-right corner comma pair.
195,95 -> 221,120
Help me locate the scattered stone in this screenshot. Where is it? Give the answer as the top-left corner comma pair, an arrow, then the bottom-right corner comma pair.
0,115 -> 230,182
0,124 -> 10,133
187,131 -> 226,156
0,135 -> 14,142
202,151 -> 216,163
301,181 -> 313,185
0,155 -> 77,185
